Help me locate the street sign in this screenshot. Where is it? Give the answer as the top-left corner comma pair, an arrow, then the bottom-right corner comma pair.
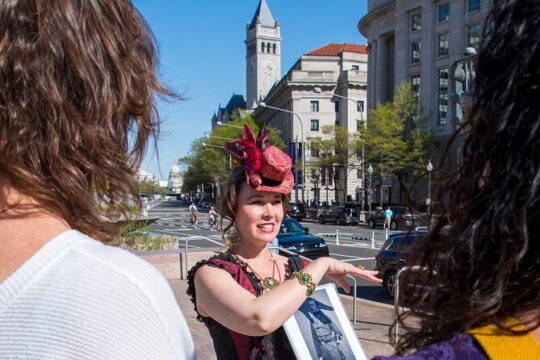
426,198 -> 431,205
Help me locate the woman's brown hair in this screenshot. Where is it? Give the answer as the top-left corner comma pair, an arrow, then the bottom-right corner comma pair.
219,166 -> 289,248
0,0 -> 176,242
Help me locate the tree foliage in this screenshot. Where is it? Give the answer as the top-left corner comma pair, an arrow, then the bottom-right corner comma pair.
362,82 -> 433,203
137,181 -> 168,196
309,125 -> 361,203
181,111 -> 285,192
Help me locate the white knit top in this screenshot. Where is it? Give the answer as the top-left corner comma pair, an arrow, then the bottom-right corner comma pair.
0,230 -> 195,359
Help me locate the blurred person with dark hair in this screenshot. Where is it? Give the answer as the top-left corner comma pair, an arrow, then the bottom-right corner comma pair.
374,1 -> 540,359
0,0 -> 194,358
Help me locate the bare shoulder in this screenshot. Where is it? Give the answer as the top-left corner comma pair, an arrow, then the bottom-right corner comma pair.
194,263 -> 231,282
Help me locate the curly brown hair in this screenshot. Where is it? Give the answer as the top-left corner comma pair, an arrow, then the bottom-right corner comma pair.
393,0 -> 540,354
219,166 -> 290,248
0,0 -> 176,242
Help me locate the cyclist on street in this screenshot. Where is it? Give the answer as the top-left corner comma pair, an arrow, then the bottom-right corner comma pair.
189,202 -> 198,226
208,206 -> 218,230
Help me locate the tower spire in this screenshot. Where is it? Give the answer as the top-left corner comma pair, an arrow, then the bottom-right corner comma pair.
249,0 -> 275,29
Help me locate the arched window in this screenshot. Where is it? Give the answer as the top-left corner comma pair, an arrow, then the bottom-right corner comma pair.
273,44 -> 277,54
266,43 -> 271,53
261,42 -> 265,53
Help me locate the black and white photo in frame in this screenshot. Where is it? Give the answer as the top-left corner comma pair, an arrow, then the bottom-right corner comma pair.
283,283 -> 367,360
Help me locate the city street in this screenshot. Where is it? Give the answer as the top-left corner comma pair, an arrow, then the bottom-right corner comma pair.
147,200 -> 395,305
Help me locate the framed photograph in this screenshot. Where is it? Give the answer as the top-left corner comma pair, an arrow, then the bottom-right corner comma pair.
283,283 -> 367,360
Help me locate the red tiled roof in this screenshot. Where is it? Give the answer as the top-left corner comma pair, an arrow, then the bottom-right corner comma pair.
306,43 -> 367,56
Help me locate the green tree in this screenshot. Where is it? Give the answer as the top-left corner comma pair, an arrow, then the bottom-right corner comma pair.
137,180 -> 168,197
181,111 -> 285,195
309,125 -> 362,204
362,82 -> 433,205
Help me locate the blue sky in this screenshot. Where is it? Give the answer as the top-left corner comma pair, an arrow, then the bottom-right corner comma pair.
134,0 -> 368,180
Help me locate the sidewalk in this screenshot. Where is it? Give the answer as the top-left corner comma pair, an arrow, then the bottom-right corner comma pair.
169,279 -> 396,359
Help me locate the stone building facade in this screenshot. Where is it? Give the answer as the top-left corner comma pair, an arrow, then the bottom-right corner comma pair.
358,0 -> 489,205
359,0 -> 489,136
253,44 -> 368,205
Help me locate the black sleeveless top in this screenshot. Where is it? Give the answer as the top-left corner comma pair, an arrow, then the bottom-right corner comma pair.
186,251 -> 306,360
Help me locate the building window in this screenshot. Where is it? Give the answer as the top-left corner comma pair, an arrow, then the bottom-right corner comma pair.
334,101 -> 339,113
261,42 -> 265,53
438,68 -> 449,126
468,23 -> 481,49
273,44 -> 277,54
310,148 -> 320,157
438,3 -> 449,23
266,43 -> 271,53
310,100 -> 319,112
411,41 -> 421,64
411,75 -> 421,95
411,13 -> 421,31
468,0 -> 480,12
438,32 -> 449,57
357,100 -> 364,112
310,119 -> 319,131
351,64 -> 360,70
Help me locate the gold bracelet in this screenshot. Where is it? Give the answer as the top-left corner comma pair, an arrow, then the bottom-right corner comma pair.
291,271 -> 316,296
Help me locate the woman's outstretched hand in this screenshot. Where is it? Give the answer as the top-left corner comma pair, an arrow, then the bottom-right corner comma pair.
316,257 -> 382,293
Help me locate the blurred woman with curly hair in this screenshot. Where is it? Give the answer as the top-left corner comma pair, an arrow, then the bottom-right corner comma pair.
0,1 -> 194,358
375,1 -> 540,359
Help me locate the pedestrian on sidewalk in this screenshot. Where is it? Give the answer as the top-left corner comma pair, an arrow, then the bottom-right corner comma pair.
0,1 -> 194,358
187,126 -> 381,359
383,206 -> 393,230
375,2 -> 540,359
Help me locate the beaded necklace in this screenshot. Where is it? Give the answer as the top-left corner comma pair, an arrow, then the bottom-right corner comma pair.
234,249 -> 282,292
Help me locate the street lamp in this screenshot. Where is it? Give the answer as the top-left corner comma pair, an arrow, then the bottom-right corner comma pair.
202,142 -> 232,169
314,168 -> 321,209
367,163 -> 374,215
313,87 -> 366,205
426,160 -> 433,227
216,121 -> 244,129
258,101 -> 305,203
205,134 -> 235,142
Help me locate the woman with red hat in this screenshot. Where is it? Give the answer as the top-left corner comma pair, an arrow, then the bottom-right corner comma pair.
187,126 -> 381,359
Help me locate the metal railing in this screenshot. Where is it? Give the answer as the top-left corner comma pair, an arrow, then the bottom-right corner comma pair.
393,266 -> 434,341
316,228 -> 393,248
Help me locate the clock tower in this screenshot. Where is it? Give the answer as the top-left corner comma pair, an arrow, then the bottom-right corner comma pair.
245,0 -> 281,110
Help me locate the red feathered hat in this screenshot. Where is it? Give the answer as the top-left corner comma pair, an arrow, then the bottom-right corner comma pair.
224,125 -> 294,195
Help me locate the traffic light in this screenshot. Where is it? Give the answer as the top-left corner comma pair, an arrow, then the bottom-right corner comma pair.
450,47 -> 477,128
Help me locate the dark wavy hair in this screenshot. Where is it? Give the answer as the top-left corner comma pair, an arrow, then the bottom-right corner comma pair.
0,0 -> 176,242
219,166 -> 290,248
393,0 -> 540,354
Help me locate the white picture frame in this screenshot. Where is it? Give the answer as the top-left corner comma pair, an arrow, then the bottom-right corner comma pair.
283,283 -> 367,360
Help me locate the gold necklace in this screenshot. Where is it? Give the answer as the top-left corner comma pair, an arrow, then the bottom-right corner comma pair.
236,249 -> 282,292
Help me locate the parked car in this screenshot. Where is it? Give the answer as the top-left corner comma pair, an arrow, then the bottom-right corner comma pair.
318,206 -> 359,226
367,206 -> 424,230
287,202 -> 307,221
374,230 -> 429,297
277,218 -> 329,259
